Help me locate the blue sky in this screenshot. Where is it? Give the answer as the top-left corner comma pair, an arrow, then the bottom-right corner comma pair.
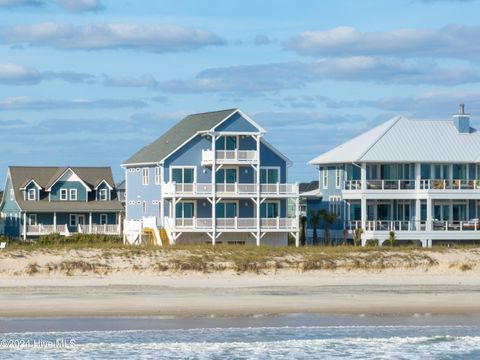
1,0 -> 480,184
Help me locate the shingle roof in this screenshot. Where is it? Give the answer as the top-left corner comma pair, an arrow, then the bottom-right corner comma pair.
299,180 -> 319,193
309,116 -> 480,165
7,166 -> 123,212
123,108 -> 238,165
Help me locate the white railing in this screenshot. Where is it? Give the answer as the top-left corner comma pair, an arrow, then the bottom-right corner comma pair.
169,217 -> 297,231
344,180 -> 362,190
80,224 -> 121,235
432,220 -> 480,231
345,179 -> 480,191
366,179 -> 415,190
163,182 -> 298,197
344,220 -> 426,231
23,224 -> 68,235
202,149 -> 258,164
421,179 -> 480,190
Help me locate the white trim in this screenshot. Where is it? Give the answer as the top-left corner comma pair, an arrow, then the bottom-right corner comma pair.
27,188 -> 36,201
69,188 -> 77,201
216,135 -> 240,151
322,167 -> 328,189
99,188 -> 108,201
261,200 -> 281,218
142,168 -> 149,186
46,168 -> 92,192
215,200 -> 239,218
175,200 -> 196,218
155,166 -> 161,185
211,109 -> 266,134
60,189 -> 68,201
260,138 -> 293,167
69,214 -> 77,227
28,213 -> 37,225
216,166 -> 238,185
19,179 -> 42,191
94,179 -> 113,190
335,166 -> 341,189
0,169 -> 22,211
260,166 -> 281,184
100,213 -> 108,225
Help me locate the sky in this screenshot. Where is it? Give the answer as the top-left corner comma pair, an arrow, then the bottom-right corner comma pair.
1,0 -> 480,184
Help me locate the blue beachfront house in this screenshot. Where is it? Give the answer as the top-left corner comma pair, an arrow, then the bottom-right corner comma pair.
0,166 -> 124,239
122,109 -> 299,246
308,104 -> 480,247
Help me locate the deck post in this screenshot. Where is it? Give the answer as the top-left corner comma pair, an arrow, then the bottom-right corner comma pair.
89,212 -> 92,234
256,134 -> 261,246
211,133 -> 217,245
22,212 -> 27,240
426,197 -> 432,231
53,212 -> 57,231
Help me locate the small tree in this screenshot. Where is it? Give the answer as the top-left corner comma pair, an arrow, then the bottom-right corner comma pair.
342,229 -> 349,246
309,209 -> 322,246
388,231 -> 396,247
353,227 -> 363,247
300,216 -> 307,246
320,210 -> 338,246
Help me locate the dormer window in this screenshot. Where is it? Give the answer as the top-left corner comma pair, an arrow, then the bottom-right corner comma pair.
70,189 -> 77,201
60,189 -> 67,200
27,189 -> 36,201
99,188 -> 107,201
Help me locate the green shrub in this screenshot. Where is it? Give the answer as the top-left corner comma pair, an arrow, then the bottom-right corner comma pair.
365,239 -> 379,247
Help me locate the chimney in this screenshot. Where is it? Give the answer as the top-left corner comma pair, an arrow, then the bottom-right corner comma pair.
453,103 -> 470,134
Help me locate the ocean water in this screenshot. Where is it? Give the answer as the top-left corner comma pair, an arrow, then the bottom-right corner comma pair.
1,315 -> 480,359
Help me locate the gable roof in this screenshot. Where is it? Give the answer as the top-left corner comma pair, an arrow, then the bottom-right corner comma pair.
45,167 -> 92,191
5,166 -> 122,212
309,116 -> 480,165
123,108 -> 238,165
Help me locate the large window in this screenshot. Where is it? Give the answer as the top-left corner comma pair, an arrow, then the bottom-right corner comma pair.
453,164 -> 467,180
329,196 -> 341,217
260,168 -> 279,184
216,136 -> 237,150
216,202 -> 237,218
434,164 -> 449,180
261,201 -> 279,218
216,168 -> 237,184
172,168 -> 194,183
175,202 -> 195,218
27,188 -> 36,201
142,168 -> 149,185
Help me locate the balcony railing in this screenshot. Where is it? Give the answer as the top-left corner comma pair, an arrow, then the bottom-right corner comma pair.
170,217 -> 297,231
22,223 -> 120,236
344,219 -> 480,232
344,179 -> 480,191
78,224 -> 121,235
202,149 -> 258,164
162,182 -> 299,197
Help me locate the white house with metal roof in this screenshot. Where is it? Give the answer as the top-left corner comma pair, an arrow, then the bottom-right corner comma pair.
309,104 -> 480,247
122,109 -> 299,246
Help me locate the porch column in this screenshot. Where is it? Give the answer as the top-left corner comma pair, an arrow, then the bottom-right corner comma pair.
415,162 -> 421,189
53,212 -> 57,229
360,162 -> 367,230
415,199 -> 421,231
426,197 -> 432,231
256,134 -> 261,246
89,212 -> 92,233
211,133 -> 216,245
361,196 -> 367,230
22,212 -> 27,240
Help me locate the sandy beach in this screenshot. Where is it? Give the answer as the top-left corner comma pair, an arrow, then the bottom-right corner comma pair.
1,246 -> 480,317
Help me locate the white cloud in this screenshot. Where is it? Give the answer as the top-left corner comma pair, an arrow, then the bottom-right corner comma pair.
0,96 -> 148,110
287,25 -> 480,61
0,63 -> 41,85
0,22 -> 225,52
52,0 -> 102,13
103,74 -> 158,88
0,0 -> 42,6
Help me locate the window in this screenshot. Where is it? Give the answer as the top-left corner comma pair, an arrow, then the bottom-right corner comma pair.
99,188 -> 107,201
216,202 -> 237,218
155,167 -> 161,185
100,214 -> 108,225
260,168 -> 279,184
70,189 -> 77,201
70,214 -> 77,227
329,196 -> 341,217
216,136 -> 237,150
322,167 -> 328,189
143,201 -> 147,214
216,168 -> 237,184
335,167 -> 341,189
172,167 -> 194,184
28,214 -> 37,225
27,188 -> 36,201
60,189 -> 68,200
142,168 -> 149,185
261,201 -> 279,218
175,202 -> 195,218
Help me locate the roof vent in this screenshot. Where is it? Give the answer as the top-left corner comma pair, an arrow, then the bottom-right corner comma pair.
453,104 -> 470,134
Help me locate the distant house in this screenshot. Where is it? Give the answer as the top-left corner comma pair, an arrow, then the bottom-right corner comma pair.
0,167 -> 124,239
116,180 -> 126,207
122,108 -> 299,246
298,181 -> 322,243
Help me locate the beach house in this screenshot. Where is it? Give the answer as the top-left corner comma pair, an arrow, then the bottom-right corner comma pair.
122,109 -> 299,246
308,105 -> 480,247
0,166 -> 124,239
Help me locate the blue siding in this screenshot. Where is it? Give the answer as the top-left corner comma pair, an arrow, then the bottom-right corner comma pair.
1,175 -> 21,237
259,143 -> 287,183
239,136 -> 257,150
95,182 -> 111,201
214,113 -> 259,132
51,181 -> 87,201
125,166 -> 161,221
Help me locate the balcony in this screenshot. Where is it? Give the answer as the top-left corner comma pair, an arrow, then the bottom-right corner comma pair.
162,182 -> 299,197
345,219 -> 480,232
165,217 -> 297,231
21,223 -> 121,236
343,179 -> 480,191
201,149 -> 258,165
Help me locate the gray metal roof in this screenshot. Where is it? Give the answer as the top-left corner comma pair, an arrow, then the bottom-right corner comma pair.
123,108 -> 238,165
7,166 -> 123,212
309,116 -> 480,165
